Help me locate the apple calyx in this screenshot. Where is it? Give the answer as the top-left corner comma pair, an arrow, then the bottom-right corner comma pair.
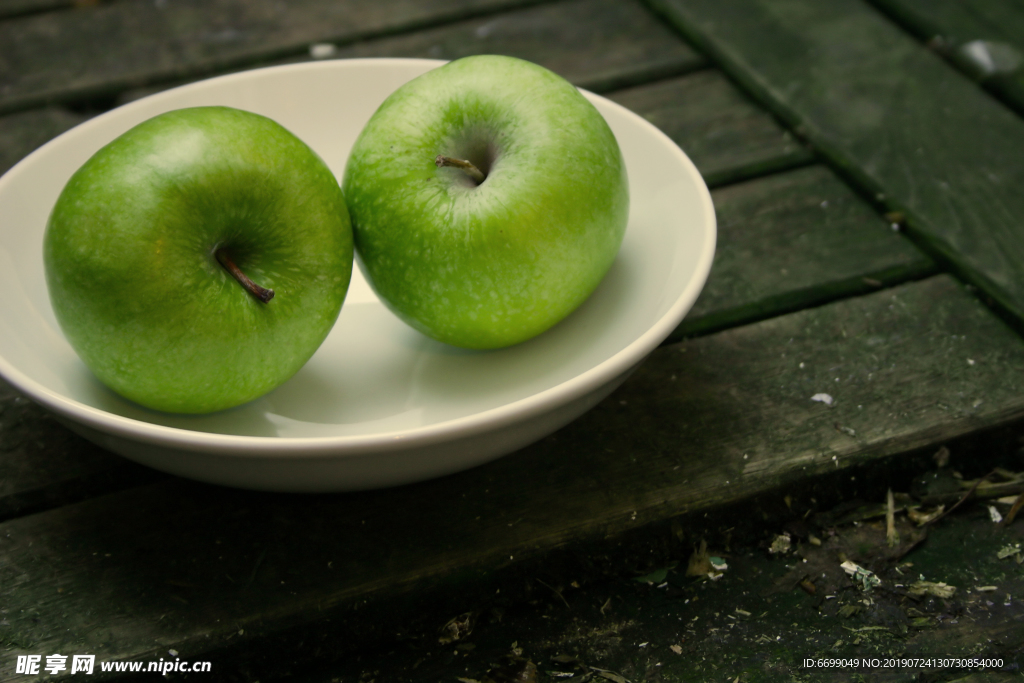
435,155 -> 485,184
215,248 -> 275,303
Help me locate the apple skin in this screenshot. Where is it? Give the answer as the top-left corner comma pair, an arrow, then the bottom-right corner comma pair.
44,106 -> 353,414
342,55 -> 629,349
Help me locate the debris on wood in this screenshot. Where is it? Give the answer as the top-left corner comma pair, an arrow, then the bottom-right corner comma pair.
883,210 -> 905,228
906,505 -> 944,525
886,489 -> 899,547
537,578 -> 571,608
828,492 -> 916,525
906,581 -> 956,599
841,560 -> 881,591
589,666 -> 631,683
988,505 -> 1004,523
834,423 -> 856,437
838,604 -> 862,618
1003,492 -> 1024,525
966,468 -> 1021,496
308,42 -> 337,59
708,556 -> 728,581
439,611 -> 475,644
633,567 -> 670,585
921,468 -> 999,524
769,532 -> 792,555
481,654 -> 538,683
545,656 -> 632,683
997,543 -> 1023,562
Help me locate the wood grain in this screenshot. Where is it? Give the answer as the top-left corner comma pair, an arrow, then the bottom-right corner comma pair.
316,0 -> 705,94
0,0 -> 545,114
868,0 -> 1024,115
648,0 -> 1024,327
2,276 -> 1022,674
675,164 -> 936,339
608,70 -> 813,187
113,0 -> 706,104
0,106 -> 83,176
1,0 -> 704,179
0,378 -> 158,523
0,0 -> 77,21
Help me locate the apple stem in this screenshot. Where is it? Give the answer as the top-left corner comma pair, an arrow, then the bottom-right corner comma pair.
435,155 -> 485,184
215,248 -> 275,303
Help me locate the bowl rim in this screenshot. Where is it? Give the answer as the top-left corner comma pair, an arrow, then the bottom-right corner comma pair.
0,57 -> 716,459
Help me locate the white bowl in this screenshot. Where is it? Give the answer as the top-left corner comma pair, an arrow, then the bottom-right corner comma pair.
0,59 -> 716,491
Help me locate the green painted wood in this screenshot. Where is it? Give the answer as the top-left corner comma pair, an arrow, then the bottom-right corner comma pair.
867,0 -> 1024,115
113,0 -> 706,104
314,0 -> 705,94
0,0 -> 74,21
0,0 -> 126,20
675,165 -> 935,339
1,0 -> 703,181
2,275 -> 1023,675
0,106 -> 84,177
0,378 -> 158,524
0,107 -> 150,522
648,0 -> 1024,328
0,0 -> 549,115
608,70 -> 814,187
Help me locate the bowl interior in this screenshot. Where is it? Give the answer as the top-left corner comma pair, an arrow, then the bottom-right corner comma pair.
0,59 -> 714,444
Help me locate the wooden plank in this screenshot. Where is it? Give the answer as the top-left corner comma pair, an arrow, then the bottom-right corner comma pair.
868,0 -> 1024,115
0,0 -> 74,21
0,0 -> 547,115
1,0 -> 704,185
2,275 -> 1023,675
113,0 -> 706,104
608,70 -> 814,187
0,107 -> 151,521
0,377 -> 154,523
313,0 -> 705,94
0,106 -> 84,177
0,0 -> 129,20
0,0 -> 704,166
647,0 -> 1024,327
675,164 -> 936,339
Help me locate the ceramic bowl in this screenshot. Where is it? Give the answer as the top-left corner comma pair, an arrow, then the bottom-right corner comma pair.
0,59 -> 715,491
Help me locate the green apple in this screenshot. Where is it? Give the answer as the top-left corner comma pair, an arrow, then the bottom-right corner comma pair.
44,106 -> 353,414
342,55 -> 629,349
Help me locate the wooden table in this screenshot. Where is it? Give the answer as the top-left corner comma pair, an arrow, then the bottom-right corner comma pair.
3,0 -> 1024,679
